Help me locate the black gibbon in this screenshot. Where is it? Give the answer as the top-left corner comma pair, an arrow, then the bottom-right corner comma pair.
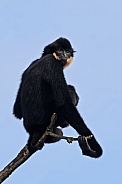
13,37 -> 102,158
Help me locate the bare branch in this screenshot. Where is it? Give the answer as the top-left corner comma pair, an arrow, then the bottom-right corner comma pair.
48,132 -> 78,143
0,113 -> 79,183
0,113 -> 57,183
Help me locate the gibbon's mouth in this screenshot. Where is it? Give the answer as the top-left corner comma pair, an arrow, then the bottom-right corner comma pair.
53,53 -> 73,69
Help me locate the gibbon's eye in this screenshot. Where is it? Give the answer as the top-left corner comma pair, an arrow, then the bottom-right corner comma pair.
66,50 -> 70,53
58,48 -> 64,52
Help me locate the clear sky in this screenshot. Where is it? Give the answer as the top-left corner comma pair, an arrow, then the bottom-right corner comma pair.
0,0 -> 122,183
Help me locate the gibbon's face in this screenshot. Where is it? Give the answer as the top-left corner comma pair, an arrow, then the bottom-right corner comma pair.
52,38 -> 75,69
53,47 -> 74,69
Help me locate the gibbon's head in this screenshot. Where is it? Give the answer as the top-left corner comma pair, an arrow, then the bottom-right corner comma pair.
42,37 -> 76,69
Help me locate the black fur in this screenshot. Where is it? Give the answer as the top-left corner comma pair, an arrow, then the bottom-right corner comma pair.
13,37 -> 102,157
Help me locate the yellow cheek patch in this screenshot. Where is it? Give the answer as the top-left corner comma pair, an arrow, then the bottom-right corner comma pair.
63,56 -> 73,69
53,52 -> 60,60
53,53 -> 73,69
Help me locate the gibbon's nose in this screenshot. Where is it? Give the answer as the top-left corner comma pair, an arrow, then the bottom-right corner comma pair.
64,51 -> 68,57
62,52 -> 68,60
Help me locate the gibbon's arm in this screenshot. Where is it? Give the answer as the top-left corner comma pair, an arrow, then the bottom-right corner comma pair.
44,55 -> 103,158
44,55 -> 92,137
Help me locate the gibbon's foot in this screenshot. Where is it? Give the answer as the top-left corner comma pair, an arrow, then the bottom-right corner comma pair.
28,132 -> 44,152
45,127 -> 63,143
78,135 -> 103,158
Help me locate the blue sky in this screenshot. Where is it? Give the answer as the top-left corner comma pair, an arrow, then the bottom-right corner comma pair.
0,0 -> 122,183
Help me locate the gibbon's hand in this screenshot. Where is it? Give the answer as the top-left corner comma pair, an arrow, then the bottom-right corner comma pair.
78,135 -> 103,158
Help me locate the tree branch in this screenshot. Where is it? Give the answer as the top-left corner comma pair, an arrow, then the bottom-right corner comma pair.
0,113 -> 79,183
